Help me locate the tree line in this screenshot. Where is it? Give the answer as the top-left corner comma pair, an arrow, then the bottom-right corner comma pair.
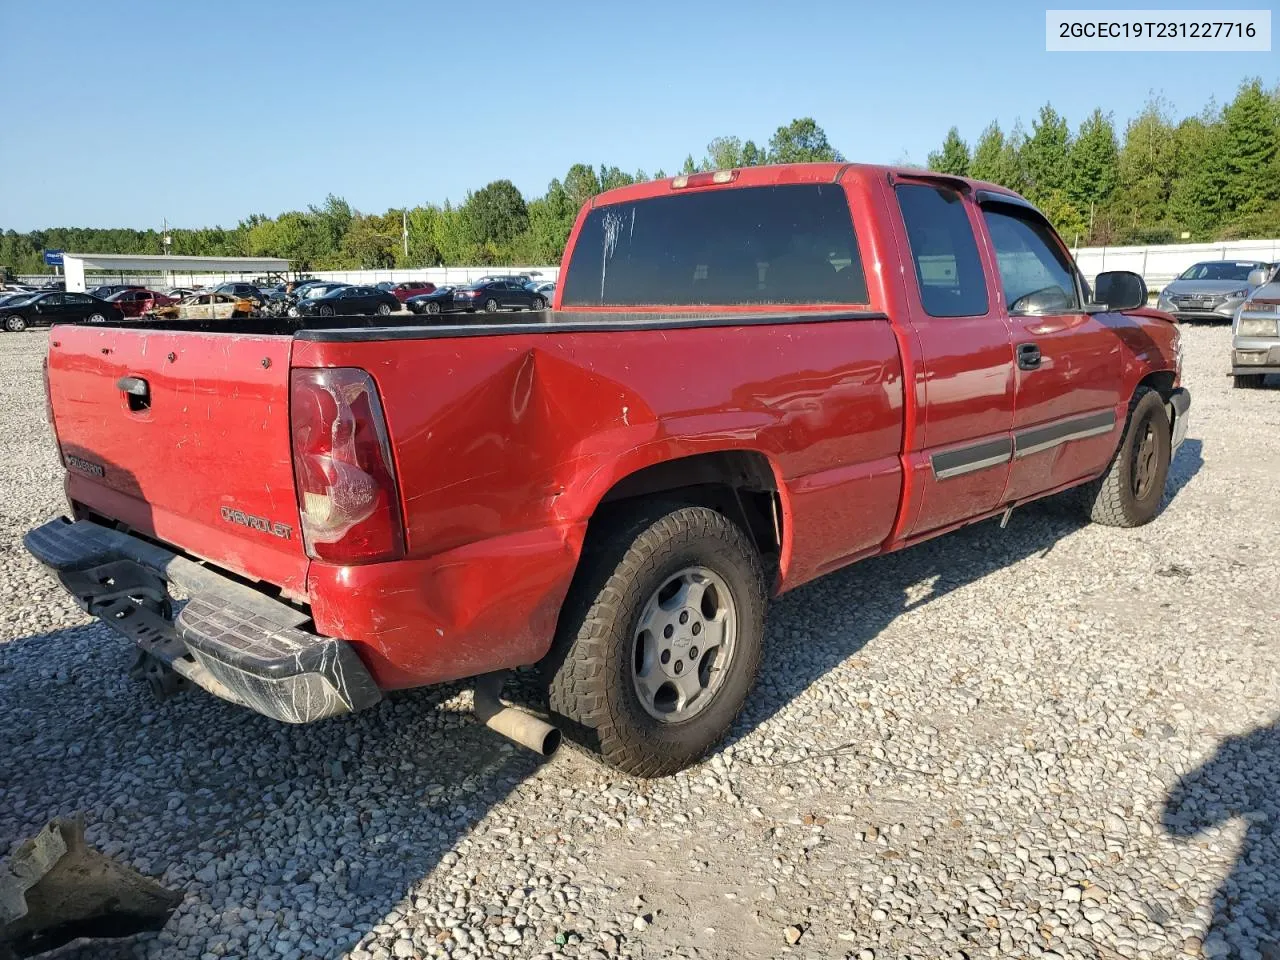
2,80 -> 1276,275
926,77 -> 1279,245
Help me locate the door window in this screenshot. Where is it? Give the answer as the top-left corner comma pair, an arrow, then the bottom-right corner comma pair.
894,184 -> 989,318
982,206 -> 1080,316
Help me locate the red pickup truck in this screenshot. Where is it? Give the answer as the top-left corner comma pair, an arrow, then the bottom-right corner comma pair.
26,163 -> 1188,776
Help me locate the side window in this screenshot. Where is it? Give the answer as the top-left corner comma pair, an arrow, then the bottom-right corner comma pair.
42,294 -> 64,306
981,205 -> 1080,315
894,184 -> 988,318
67,293 -> 91,304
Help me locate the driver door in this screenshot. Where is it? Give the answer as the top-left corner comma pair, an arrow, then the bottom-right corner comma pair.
979,199 -> 1124,502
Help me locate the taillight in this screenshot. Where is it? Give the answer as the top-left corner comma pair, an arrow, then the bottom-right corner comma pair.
289,368 -> 405,564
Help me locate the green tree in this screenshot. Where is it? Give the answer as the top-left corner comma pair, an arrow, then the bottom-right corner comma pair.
927,127 -> 970,176
563,163 -> 602,209
969,121 -> 1026,191
460,179 -> 529,256
341,212 -> 398,269
767,118 -> 842,163
1022,105 -> 1071,204
1168,112 -> 1227,239
1219,78 -> 1280,215
598,166 -> 636,191
1115,97 -> 1179,235
1068,109 -> 1119,214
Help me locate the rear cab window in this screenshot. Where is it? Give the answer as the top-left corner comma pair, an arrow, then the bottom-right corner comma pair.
560,184 -> 868,308
894,183 -> 989,318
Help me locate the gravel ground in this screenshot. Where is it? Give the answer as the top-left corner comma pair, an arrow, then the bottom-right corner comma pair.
1,324 -> 1278,960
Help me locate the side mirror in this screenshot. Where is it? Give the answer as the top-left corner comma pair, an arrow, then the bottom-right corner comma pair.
1248,268 -> 1267,287
1094,271 -> 1147,311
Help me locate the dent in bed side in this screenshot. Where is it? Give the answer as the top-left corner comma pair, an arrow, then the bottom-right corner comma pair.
294,313 -> 906,686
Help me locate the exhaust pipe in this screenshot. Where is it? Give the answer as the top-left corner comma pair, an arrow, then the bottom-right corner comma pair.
473,672 -> 561,757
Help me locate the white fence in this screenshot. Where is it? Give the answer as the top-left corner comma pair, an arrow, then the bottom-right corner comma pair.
1072,239 -> 1280,290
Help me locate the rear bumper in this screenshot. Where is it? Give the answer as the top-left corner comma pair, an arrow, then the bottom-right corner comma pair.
23,517 -> 381,723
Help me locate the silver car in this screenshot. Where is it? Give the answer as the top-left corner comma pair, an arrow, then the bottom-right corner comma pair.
1232,263 -> 1280,389
1157,259 -> 1270,323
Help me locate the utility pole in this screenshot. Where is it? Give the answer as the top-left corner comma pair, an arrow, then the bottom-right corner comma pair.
402,209 -> 409,259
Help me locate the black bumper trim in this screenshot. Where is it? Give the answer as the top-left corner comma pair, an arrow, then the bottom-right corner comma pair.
23,518 -> 381,723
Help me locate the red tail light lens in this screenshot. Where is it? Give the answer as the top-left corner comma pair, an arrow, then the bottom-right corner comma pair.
290,368 -> 405,564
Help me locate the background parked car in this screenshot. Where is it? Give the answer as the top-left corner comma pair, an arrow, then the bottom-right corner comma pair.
0,292 -> 38,310
387,280 -> 437,302
88,283 -> 145,299
285,281 -> 350,316
451,279 -> 549,313
214,282 -> 268,305
0,291 -> 121,331
150,292 -> 255,320
1231,264 -> 1280,389
106,288 -> 176,318
296,285 -> 401,317
1156,260 -> 1270,322
405,286 -> 457,315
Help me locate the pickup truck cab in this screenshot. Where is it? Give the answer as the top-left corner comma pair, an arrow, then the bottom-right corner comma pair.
27,163 -> 1188,776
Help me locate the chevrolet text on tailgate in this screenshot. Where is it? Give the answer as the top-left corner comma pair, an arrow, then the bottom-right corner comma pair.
28,164 -> 1190,776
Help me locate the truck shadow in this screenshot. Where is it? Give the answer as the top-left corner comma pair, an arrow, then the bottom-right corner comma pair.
723,435 -> 1204,751
1162,718 -> 1280,957
4,440 -> 1203,958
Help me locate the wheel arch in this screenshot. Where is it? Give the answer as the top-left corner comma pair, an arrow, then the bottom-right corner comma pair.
583,448 -> 791,589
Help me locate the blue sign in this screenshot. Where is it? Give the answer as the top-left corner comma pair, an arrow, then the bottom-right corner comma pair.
43,250 -> 64,266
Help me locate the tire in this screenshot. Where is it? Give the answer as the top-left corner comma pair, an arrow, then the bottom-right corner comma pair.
319,305 -> 335,318
426,301 -> 441,315
531,297 -> 546,311
86,313 -> 106,324
1079,386 -> 1172,528
1233,373 -> 1267,389
543,503 -> 767,777
484,298 -> 498,313
377,302 -> 392,316
5,315 -> 27,332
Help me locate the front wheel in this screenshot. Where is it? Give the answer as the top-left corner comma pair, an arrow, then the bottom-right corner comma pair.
86,312 -> 106,324
543,503 -> 767,777
1079,386 -> 1171,528
531,297 -> 546,311
1233,373 -> 1266,389
319,305 -> 335,318
426,301 -> 441,315
5,315 -> 27,332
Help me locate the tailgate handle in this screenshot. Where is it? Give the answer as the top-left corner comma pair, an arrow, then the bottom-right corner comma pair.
117,375 -> 151,412
117,376 -> 149,396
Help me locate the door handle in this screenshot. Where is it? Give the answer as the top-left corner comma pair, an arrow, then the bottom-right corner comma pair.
1017,343 -> 1042,370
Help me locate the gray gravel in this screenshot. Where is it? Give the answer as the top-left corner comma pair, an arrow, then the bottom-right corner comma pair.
2,324 -> 1278,960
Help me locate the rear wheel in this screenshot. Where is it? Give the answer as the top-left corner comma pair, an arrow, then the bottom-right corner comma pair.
377,302 -> 392,316
1233,373 -> 1267,389
86,312 -> 106,324
1079,386 -> 1171,528
543,503 -> 767,777
5,315 -> 27,332
484,298 -> 498,313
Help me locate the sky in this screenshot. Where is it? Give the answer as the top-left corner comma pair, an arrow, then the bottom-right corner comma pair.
0,0 -> 1276,231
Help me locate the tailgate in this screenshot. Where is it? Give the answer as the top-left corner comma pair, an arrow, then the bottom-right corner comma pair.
47,324 -> 308,597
